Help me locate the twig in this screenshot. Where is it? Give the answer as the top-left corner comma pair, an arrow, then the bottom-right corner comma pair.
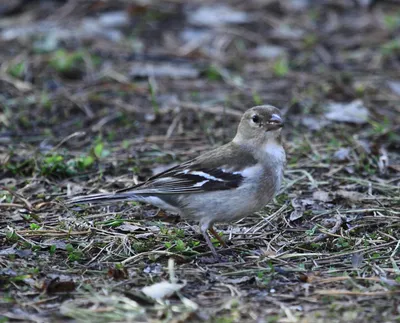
49,131 -> 86,153
0,186 -> 32,210
121,250 -> 186,265
311,211 -> 343,242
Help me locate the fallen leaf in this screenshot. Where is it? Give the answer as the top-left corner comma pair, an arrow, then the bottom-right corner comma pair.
97,11 -> 130,28
117,224 -> 141,232
135,233 -> 155,239
108,266 -> 129,280
0,177 -> 16,186
42,239 -> 67,250
130,62 -> 199,79
187,5 -> 250,26
301,116 -> 330,131
290,209 -> 304,221
290,198 -> 314,221
250,45 -> 287,59
351,253 -> 364,268
389,165 -> 400,172
43,277 -> 76,294
380,277 -> 400,287
222,276 -> 254,284
325,100 -> 369,124
282,0 -> 310,11
298,272 -> 322,283
272,24 -> 305,39
336,190 -> 366,202
378,147 -> 389,175
0,246 -> 32,258
333,148 -> 351,161
180,28 -> 212,43
387,81 -> 400,96
298,273 -> 311,283
141,281 -> 185,300
354,139 -> 371,154
312,191 -> 331,202
60,295 -> 143,320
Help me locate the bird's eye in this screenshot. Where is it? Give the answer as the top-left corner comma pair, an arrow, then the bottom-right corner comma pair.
252,115 -> 260,123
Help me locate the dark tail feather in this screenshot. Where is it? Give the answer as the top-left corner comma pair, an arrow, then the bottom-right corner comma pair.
67,192 -> 136,205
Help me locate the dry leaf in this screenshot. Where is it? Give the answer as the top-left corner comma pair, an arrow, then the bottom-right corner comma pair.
351,253 -> 364,268
333,148 -> 351,161
387,81 -> 400,96
223,276 -> 254,284
142,281 -> 185,300
117,224 -> 141,232
130,62 -> 199,79
188,5 -> 250,26
313,191 -> 331,202
44,277 -> 76,294
389,165 -> 400,172
336,190 -> 366,201
0,245 -> 32,258
290,198 -> 314,221
378,147 -> 389,175
108,266 -> 129,280
325,100 -> 369,124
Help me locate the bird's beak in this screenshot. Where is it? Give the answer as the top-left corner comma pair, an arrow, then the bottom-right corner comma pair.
269,114 -> 284,129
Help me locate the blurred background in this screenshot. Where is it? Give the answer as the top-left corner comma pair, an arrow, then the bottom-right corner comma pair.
0,0 -> 399,181
1,1 -> 400,322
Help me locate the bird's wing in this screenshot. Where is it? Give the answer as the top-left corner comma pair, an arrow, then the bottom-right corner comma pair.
117,143 -> 258,195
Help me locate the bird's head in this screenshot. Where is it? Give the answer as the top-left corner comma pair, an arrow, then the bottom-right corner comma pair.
233,105 -> 284,146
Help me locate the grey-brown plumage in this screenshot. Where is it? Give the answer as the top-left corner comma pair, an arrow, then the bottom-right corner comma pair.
68,105 -> 286,257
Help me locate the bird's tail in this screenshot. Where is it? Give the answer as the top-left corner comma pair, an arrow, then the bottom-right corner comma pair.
67,192 -> 137,205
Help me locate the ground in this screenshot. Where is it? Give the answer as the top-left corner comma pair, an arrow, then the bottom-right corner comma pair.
1,1 -> 400,322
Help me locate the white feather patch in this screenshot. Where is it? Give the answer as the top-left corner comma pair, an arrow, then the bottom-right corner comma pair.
192,180 -> 209,187
189,171 -> 223,182
234,165 -> 262,178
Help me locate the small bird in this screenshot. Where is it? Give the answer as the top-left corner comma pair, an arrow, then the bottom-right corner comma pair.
68,105 -> 286,257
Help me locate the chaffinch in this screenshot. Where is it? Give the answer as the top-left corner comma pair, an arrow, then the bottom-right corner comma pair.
68,105 -> 286,257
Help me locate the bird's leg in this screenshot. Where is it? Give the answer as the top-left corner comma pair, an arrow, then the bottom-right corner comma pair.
208,226 -> 227,247
155,209 -> 167,217
200,224 -> 218,257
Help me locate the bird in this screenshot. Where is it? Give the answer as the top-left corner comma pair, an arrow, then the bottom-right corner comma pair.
67,105 -> 286,257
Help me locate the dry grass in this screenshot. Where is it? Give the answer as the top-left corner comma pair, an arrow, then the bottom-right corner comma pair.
1,1 -> 400,322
